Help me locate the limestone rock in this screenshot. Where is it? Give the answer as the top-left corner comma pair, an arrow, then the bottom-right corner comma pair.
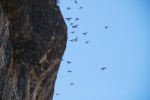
0,0 -> 67,100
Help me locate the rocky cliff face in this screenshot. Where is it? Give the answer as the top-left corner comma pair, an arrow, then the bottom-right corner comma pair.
0,0 -> 67,100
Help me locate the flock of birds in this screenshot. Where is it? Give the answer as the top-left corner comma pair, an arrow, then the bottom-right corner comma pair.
55,0 -> 108,96
64,0 -> 91,44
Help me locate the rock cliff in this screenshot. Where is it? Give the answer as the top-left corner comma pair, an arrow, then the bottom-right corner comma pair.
0,0 -> 67,100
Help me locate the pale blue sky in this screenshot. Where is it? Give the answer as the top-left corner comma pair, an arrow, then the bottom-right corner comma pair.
53,0 -> 150,100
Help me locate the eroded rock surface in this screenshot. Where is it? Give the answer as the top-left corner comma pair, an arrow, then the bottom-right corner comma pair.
0,0 -> 67,100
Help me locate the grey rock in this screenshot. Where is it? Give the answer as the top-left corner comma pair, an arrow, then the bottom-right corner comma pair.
0,0 -> 67,100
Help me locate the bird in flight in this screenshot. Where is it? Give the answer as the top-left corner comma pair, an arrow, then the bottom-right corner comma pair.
70,23 -> 73,26
66,61 -> 71,64
56,93 -> 60,95
67,7 -> 71,10
70,83 -> 74,85
79,7 -> 83,9
74,37 -> 78,42
105,26 -> 108,29
61,59 -> 64,61
72,24 -> 78,28
65,18 -> 72,21
67,70 -> 72,73
101,67 -> 106,70
75,18 -> 79,21
74,0 -> 77,4
70,39 -> 74,42
71,31 -> 75,34
82,32 -> 87,36
85,41 -> 90,44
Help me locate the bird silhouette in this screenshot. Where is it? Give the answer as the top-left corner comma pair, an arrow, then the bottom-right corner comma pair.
66,61 -> 71,64
79,7 -> 83,9
105,26 -> 108,29
74,0 -> 77,4
72,24 -> 78,28
65,18 -> 72,21
75,18 -> 79,21
101,67 -> 106,70
67,70 -> 72,73
71,31 -> 75,34
61,59 -> 64,61
70,83 -> 74,85
70,39 -> 74,42
67,7 -> 71,10
70,23 -> 74,26
82,32 -> 87,36
85,41 -> 90,44
56,93 -> 60,95
74,37 -> 78,41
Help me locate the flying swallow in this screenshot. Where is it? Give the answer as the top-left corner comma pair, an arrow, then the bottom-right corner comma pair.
75,18 -> 79,21
85,41 -> 90,44
66,61 -> 71,64
71,31 -> 75,34
79,7 -> 83,9
82,32 -> 87,36
56,93 -> 60,95
65,18 -> 72,21
101,67 -> 106,70
105,26 -> 108,29
70,39 -> 74,42
67,7 -> 71,10
72,24 -> 78,28
75,0 -> 77,4
70,23 -> 74,26
67,70 -> 72,73
70,83 -> 74,85
74,37 -> 78,41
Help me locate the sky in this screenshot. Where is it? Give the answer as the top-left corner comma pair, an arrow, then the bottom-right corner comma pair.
53,0 -> 150,100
